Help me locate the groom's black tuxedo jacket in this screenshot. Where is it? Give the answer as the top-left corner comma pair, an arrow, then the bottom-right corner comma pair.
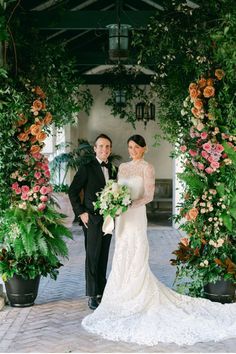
69,158 -> 117,223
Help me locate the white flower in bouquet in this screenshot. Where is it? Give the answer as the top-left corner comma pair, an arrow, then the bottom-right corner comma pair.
94,180 -> 132,219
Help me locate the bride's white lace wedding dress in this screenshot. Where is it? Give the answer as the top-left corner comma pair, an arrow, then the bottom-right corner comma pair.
82,159 -> 236,346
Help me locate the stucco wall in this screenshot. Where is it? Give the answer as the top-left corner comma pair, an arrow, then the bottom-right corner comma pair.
70,85 -> 173,179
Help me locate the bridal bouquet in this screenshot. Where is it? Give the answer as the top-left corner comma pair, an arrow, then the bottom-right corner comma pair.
94,180 -> 131,234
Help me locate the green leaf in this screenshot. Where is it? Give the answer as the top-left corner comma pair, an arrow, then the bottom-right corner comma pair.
216,183 -> 225,197
229,207 -> 236,221
221,212 -> 233,231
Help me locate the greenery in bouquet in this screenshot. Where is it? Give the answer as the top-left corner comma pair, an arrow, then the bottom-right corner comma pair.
94,180 -> 131,219
0,84 -> 72,281
171,69 -> 236,297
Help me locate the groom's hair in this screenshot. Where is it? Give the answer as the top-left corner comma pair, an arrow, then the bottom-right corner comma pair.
94,134 -> 112,147
127,134 -> 146,147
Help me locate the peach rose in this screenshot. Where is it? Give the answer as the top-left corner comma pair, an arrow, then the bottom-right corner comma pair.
18,132 -> 29,142
36,131 -> 47,142
35,86 -> 46,99
30,136 -> 37,144
43,112 -> 52,125
30,145 -> 41,154
203,86 -> 215,98
188,207 -> 199,221
189,83 -> 198,91
198,78 -> 207,88
31,100 -> 43,112
206,78 -> 214,86
17,114 -> 28,127
191,107 -> 201,118
194,98 -> 203,110
189,88 -> 200,100
30,124 -> 42,136
215,69 -> 225,80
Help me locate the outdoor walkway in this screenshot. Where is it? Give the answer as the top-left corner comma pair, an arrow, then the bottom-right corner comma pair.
0,223 -> 236,353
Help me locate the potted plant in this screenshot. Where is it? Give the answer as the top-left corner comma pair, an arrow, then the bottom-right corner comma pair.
171,69 -> 236,303
0,83 -> 72,307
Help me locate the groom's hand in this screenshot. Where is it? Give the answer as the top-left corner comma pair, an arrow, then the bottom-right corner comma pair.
80,212 -> 89,228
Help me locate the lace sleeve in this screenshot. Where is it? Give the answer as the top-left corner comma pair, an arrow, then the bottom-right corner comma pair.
131,163 -> 155,208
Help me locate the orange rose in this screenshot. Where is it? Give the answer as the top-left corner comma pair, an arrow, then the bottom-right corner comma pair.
189,88 -> 200,100
189,83 -> 198,91
36,131 -> 47,142
194,98 -> 203,110
206,78 -> 214,86
17,114 -> 28,127
35,86 -> 46,99
30,145 -> 41,154
43,112 -> 52,125
30,124 -> 42,136
198,78 -> 207,88
215,69 -> 225,80
31,100 -> 43,112
17,132 -> 29,142
30,136 -> 37,144
203,86 -> 215,98
188,207 -> 199,221
191,107 -> 201,118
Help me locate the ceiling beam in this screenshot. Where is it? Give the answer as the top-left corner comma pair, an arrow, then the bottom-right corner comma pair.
31,10 -> 156,30
80,73 -> 155,85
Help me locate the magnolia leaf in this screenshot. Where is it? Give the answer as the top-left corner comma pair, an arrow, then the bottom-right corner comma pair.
229,207 -> 236,221
216,183 -> 225,197
230,194 -> 236,207
221,212 -> 233,231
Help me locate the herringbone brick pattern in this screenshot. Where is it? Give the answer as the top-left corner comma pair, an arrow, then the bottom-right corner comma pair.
0,224 -> 235,353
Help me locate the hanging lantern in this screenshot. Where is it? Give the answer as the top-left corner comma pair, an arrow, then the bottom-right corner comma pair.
107,24 -> 131,61
135,102 -> 155,127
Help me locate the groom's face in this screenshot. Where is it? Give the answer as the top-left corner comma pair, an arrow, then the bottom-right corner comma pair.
94,138 -> 112,162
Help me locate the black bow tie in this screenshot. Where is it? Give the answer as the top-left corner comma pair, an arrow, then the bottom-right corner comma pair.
100,161 -> 108,168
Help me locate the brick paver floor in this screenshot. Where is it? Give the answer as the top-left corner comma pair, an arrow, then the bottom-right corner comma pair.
0,223 -> 235,353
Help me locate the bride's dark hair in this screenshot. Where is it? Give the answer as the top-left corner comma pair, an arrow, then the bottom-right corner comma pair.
127,134 -> 146,147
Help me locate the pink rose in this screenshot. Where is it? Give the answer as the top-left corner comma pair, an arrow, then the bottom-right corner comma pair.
15,187 -> 22,195
11,182 -> 19,190
40,195 -> 48,202
21,193 -> 29,200
215,144 -> 224,153
33,185 -> 40,193
38,203 -> 46,211
202,142 -> 212,153
180,145 -> 187,152
205,167 -> 214,174
38,178 -> 46,185
196,122 -> 204,131
210,161 -> 220,170
21,185 -> 30,193
208,155 -> 216,163
34,171 -> 42,180
189,149 -> 197,157
40,186 -> 49,195
201,132 -> 208,139
198,162 -> 205,170
44,170 -> 50,178
201,150 -> 209,159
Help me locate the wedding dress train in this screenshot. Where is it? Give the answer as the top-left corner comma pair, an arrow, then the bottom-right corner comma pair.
82,159 -> 236,346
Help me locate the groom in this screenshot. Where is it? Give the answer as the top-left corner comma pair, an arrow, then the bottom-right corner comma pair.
69,134 -> 117,310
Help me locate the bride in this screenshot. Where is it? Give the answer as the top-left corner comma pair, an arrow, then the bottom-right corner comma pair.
82,134 -> 236,346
